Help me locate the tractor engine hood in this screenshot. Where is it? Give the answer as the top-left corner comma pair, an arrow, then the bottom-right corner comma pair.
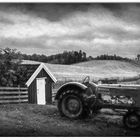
97,83 -> 140,97
98,84 -> 140,89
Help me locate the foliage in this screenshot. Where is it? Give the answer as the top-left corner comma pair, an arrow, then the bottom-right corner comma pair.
0,48 -> 27,87
137,54 -> 140,60
92,54 -> 130,61
22,50 -> 88,64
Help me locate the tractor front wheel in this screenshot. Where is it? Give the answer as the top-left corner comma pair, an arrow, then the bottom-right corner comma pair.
58,89 -> 89,119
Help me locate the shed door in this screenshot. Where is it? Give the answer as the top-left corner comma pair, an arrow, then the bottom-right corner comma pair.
36,78 -> 46,105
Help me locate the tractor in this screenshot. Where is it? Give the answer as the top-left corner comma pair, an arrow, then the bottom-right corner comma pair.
55,76 -> 140,129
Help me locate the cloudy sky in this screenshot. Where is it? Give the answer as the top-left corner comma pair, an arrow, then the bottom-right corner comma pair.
0,3 -> 140,58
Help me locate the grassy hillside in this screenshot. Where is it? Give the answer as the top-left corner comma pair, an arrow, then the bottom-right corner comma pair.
21,60 -> 140,82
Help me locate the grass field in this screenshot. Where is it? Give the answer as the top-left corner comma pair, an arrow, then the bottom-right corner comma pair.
22,60 -> 140,82
0,104 -> 139,136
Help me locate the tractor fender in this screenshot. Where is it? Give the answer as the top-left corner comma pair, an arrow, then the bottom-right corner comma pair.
55,82 -> 88,100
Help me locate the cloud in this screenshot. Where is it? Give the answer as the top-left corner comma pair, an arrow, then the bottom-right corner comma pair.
0,11 -> 89,39
0,4 -> 139,58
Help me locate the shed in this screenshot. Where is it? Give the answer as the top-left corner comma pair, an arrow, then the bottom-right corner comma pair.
25,63 -> 57,105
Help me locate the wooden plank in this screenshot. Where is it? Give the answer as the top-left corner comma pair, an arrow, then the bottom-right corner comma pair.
0,101 -> 29,104
52,96 -> 55,99
0,87 -> 27,90
0,91 -> 28,95
0,95 -> 28,99
0,99 -> 28,103
52,89 -> 58,93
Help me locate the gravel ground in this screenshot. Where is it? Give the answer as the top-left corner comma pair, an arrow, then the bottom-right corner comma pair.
0,104 -> 139,137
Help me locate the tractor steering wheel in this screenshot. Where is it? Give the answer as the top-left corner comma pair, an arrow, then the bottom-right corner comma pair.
82,76 -> 90,84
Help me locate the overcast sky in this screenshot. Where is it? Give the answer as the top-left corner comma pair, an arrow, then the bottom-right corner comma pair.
0,3 -> 140,58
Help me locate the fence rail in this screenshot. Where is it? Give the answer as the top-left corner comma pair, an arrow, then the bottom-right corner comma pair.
0,87 -> 28,104
0,87 -> 27,90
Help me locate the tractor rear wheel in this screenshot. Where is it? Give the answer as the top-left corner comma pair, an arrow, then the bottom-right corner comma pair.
123,111 -> 140,129
57,89 -> 90,119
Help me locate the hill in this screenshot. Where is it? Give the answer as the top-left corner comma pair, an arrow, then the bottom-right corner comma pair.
21,60 -> 140,82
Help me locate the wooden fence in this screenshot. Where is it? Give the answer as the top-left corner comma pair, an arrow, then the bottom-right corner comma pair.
0,87 -> 28,104
52,89 -> 57,102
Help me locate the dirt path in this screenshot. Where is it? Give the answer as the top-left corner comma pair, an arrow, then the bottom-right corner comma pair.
0,104 -> 139,136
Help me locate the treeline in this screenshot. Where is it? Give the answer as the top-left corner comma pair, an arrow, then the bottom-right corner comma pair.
21,52 -> 130,64
0,48 -> 131,65
91,54 -> 130,61
22,50 -> 88,64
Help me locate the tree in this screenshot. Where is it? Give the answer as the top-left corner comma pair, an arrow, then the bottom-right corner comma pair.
0,48 -> 26,87
137,54 -> 140,61
82,52 -> 87,61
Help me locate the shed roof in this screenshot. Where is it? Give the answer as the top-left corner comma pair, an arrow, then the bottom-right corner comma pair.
26,63 -> 57,87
